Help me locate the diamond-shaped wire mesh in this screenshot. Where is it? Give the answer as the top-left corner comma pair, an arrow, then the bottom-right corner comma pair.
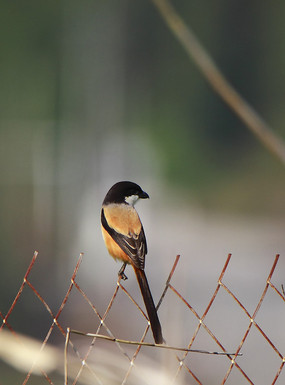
0,252 -> 284,385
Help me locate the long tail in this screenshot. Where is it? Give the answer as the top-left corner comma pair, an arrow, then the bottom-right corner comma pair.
134,267 -> 163,344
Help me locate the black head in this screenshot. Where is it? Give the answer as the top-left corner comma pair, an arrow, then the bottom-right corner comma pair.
103,181 -> 149,205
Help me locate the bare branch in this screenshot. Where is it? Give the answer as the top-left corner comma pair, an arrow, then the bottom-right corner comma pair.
150,0 -> 285,165
69,330 -> 241,356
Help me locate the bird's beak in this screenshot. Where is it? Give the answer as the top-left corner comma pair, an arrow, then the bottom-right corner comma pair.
139,191 -> 149,199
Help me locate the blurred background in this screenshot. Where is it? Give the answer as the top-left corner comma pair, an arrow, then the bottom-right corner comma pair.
0,1 -> 285,384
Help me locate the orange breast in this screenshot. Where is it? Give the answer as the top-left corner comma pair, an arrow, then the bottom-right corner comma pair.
103,204 -> 142,236
101,226 -> 132,264
101,204 -> 142,263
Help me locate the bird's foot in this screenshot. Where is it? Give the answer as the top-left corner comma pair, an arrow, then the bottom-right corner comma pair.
119,271 -> 128,281
118,262 -> 128,280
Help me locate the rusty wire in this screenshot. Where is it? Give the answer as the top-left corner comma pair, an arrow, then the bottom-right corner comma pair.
0,252 -> 284,385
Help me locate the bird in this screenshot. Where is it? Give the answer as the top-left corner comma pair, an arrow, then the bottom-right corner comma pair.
101,181 -> 163,344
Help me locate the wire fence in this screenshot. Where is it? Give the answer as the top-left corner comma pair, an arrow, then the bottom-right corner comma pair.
0,252 -> 284,385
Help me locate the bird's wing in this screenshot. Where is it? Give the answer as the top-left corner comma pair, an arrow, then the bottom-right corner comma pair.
101,205 -> 147,270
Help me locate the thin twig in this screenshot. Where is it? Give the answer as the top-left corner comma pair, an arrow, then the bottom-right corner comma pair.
64,328 -> 70,385
150,0 -> 285,165
69,330 -> 241,356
